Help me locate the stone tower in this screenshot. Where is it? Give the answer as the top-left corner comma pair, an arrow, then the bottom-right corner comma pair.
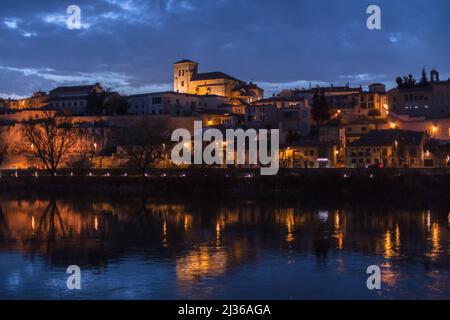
173,59 -> 198,94
430,69 -> 440,83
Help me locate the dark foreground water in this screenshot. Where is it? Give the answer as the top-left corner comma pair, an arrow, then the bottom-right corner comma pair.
0,197 -> 448,300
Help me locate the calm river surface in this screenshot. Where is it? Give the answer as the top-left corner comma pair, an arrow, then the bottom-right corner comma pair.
0,197 -> 448,299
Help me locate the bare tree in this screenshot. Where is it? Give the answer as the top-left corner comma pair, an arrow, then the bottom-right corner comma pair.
0,129 -> 8,168
21,112 -> 77,175
119,118 -> 172,176
69,127 -> 97,170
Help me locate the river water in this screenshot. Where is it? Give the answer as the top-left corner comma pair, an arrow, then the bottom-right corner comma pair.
0,197 -> 448,299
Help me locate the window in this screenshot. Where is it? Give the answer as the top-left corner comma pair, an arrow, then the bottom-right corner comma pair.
181,81 -> 184,87
152,97 -> 162,105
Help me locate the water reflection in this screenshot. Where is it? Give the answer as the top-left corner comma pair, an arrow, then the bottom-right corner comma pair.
0,198 -> 448,299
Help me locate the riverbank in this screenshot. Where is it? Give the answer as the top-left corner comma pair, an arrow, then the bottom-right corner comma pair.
1,168 -> 449,205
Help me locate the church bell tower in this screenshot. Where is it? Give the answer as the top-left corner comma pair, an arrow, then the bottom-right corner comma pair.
173,59 -> 198,94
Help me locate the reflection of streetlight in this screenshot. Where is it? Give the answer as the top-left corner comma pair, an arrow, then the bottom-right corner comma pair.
94,143 -> 97,154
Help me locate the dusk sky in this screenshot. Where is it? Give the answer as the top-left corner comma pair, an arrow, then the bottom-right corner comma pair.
0,0 -> 449,98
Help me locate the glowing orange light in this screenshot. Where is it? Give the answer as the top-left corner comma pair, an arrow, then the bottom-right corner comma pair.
432,125 -> 438,134
384,230 -> 393,259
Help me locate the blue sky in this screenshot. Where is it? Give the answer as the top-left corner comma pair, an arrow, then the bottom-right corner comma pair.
0,0 -> 449,98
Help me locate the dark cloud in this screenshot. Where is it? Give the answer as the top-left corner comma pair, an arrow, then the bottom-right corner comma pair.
0,0 -> 449,97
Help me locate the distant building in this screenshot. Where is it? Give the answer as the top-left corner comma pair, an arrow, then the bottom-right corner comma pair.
319,123 -> 345,145
252,96 -> 309,109
277,83 -> 389,121
197,109 -> 236,128
251,96 -> 311,142
388,69 -> 450,117
343,119 -> 389,146
423,139 -> 450,168
346,129 -> 427,168
48,83 -> 105,114
127,91 -> 228,116
173,59 -> 263,103
389,112 -> 450,140
281,140 -> 338,168
14,91 -> 48,110
1,98 -> 19,109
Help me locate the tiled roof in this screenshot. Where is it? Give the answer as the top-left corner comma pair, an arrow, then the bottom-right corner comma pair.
50,84 -> 101,94
349,130 -> 425,147
192,72 -> 243,83
255,97 -> 306,103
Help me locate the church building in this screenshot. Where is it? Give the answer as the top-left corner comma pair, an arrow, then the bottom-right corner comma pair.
173,59 -> 264,105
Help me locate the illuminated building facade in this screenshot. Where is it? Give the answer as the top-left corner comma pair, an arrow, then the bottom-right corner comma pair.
48,83 -> 105,114
346,130 -> 427,168
127,91 -> 228,116
173,59 -> 264,104
388,69 -> 450,117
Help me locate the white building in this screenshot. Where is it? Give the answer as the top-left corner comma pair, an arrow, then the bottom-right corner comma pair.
48,83 -> 105,114
127,91 -> 228,116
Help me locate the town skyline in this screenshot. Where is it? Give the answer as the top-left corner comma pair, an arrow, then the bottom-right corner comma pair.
1,0 -> 449,98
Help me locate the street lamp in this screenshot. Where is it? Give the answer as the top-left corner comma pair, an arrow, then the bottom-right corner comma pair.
431,125 -> 438,137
